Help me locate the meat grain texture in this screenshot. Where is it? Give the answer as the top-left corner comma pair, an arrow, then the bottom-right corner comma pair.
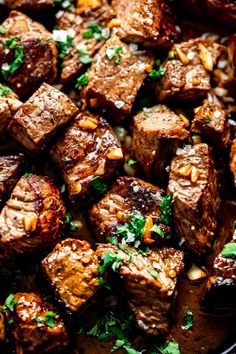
0,154 -> 24,201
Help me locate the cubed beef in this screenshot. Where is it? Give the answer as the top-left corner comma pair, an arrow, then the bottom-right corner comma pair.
180,0 -> 236,29
0,11 -> 57,98
111,0 -> 177,48
0,154 -> 24,201
89,176 -> 172,245
0,311 -> 5,342
167,143 -> 220,255
0,173 -> 65,259
226,35 -> 236,95
191,100 -> 230,149
50,111 -> 124,203
41,239 -> 100,314
0,85 -> 22,135
8,292 -> 68,353
156,38 -> 224,102
96,244 -> 184,336
132,105 -> 189,182
85,34 -> 154,122
56,1 -> 112,85
4,0 -> 53,11
230,138 -> 236,187
8,83 -> 78,152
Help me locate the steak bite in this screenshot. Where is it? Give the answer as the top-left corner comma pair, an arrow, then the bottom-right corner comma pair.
8,83 -> 78,153
0,154 -> 24,201
132,105 -> 189,181
56,0 -> 112,85
50,111 -> 124,203
4,0 -> 53,11
191,100 -> 230,149
41,239 -> 100,314
112,0 -> 177,48
0,85 -> 22,135
167,143 -> 220,255
0,11 -> 57,98
96,244 -> 184,336
89,176 -> 172,245
85,34 -> 154,122
156,38 -> 224,102
0,173 -> 65,259
230,138 -> 236,187
8,292 -> 68,353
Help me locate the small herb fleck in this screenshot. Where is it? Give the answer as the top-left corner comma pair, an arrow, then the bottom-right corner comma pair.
75,74 -> 89,89
147,67 -> 166,80
0,26 -> 6,35
147,268 -> 159,278
36,311 -> 56,328
127,159 -> 137,166
205,116 -> 211,123
97,252 -> 123,275
0,83 -> 12,96
3,294 -> 18,312
106,47 -> 124,64
90,176 -> 108,193
221,242 -> 236,258
77,44 -> 92,64
182,308 -> 193,330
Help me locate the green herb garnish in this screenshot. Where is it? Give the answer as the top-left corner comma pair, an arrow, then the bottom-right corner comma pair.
115,213 -> 146,247
56,35 -> 73,60
75,74 -> 89,88
182,308 -> 193,330
36,311 -> 56,328
168,50 -> 175,59
147,268 -> 159,278
77,44 -> 92,64
127,159 -> 137,166
24,172 -> 30,178
0,83 -> 12,96
147,67 -> 166,80
106,46 -> 124,64
221,243 -> 236,258
90,176 -> 108,193
154,340 -> 180,354
0,26 -> 6,35
65,212 -> 78,231
82,21 -> 108,41
98,252 -> 123,275
205,116 -> 211,123
160,194 -> 173,226
3,294 -> 18,312
151,224 -> 165,239
1,41 -> 24,79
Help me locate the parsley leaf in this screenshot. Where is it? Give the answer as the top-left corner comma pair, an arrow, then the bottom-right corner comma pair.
221,243 -> 236,258
0,26 -> 6,35
127,159 -> 137,166
77,44 -> 92,64
56,35 -> 72,60
160,194 -> 173,226
0,83 -> 12,96
154,340 -> 180,354
115,213 -> 146,247
1,43 -> 24,79
147,67 -> 166,80
151,224 -> 166,239
65,212 -> 78,231
90,176 -> 108,193
75,74 -> 89,89
98,252 -> 123,275
82,21 -> 108,41
106,47 -> 124,64
36,311 -> 56,328
205,116 -> 211,123
147,268 -> 159,278
3,294 -> 18,312
182,308 -> 193,330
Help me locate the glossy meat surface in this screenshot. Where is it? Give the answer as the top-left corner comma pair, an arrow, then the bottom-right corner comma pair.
0,174 -> 65,259
51,111 -> 124,202
8,83 -> 78,152
11,292 -> 68,353
230,138 -> 236,187
41,239 -> 100,313
0,154 -> 24,201
4,0 -> 53,11
85,34 -> 154,122
0,89 -> 22,136
167,143 -> 220,255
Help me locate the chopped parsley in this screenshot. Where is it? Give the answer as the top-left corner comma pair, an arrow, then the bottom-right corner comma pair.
90,176 -> 108,193
35,311 -> 56,328
182,308 -> 193,330
168,50 -> 175,59
205,116 -> 211,123
24,172 -> 30,178
221,243 -> 236,258
127,159 -> 137,166
53,0 -> 73,9
3,294 -> 18,312
82,21 -> 109,41
1,37 -> 24,79
77,44 -> 92,64
115,213 -> 146,247
0,26 -> 6,35
0,83 -> 12,96
97,252 -> 123,275
153,340 -> 180,354
147,268 -> 159,278
75,74 -> 89,89
106,46 -> 124,64
63,156 -> 71,163
95,278 -> 111,290
65,212 -> 78,231
234,220 -> 236,228
160,194 -> 173,226
151,224 -> 166,239
108,235 -> 147,257
56,35 -> 73,60
147,67 -> 166,80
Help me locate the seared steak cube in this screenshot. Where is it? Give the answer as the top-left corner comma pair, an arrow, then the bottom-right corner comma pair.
96,244 -> 184,336
51,111 -> 124,203
56,1 -> 112,85
226,34 -> 236,95
132,105 -> 189,181
0,173 -> 65,259
191,100 -> 230,149
0,154 -> 24,201
167,143 -> 220,255
41,239 -> 100,314
0,11 -> 57,98
112,0 -> 177,48
4,0 -> 53,11
230,138 -> 236,187
8,83 -> 78,152
156,38 -> 224,102
8,292 -> 68,353
90,176 -> 172,245
0,85 -> 22,135
85,35 -> 154,122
